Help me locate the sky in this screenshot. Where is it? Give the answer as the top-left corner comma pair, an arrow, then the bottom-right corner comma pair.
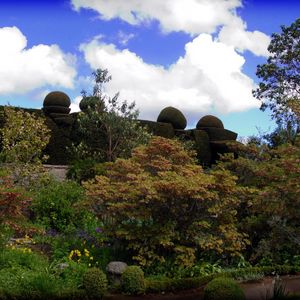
0,0 -> 299,137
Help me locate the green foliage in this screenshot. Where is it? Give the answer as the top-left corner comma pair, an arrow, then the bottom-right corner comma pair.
157,106 -> 187,129
83,267 -> 107,299
73,68 -> 151,162
0,248 -> 48,271
67,158 -> 106,183
197,115 -> 224,129
203,277 -> 245,300
253,18 -> 300,136
31,180 -> 84,232
0,106 -> 51,187
138,119 -> 175,139
79,96 -> 105,112
217,141 -> 300,264
84,137 -> 249,267
121,266 -> 145,295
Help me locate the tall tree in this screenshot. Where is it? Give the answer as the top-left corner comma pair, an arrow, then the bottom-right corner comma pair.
253,18 -> 300,139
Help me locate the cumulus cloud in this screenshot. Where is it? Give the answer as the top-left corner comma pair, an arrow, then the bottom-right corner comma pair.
218,18 -> 270,57
71,0 -> 241,35
0,26 -> 77,95
80,35 -> 260,123
71,0 -> 270,56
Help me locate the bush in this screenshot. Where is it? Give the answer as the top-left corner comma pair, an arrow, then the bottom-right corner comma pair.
157,106 -> 187,129
83,267 -> 107,299
43,91 -> 71,108
204,277 -> 245,300
0,106 -> 51,187
197,115 -> 224,129
84,137 -> 249,267
121,266 -> 145,295
31,180 -> 84,232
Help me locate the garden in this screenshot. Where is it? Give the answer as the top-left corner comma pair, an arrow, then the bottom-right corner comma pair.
0,18 -> 300,300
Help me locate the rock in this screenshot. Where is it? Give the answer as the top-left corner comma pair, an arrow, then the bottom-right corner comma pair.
106,261 -> 128,275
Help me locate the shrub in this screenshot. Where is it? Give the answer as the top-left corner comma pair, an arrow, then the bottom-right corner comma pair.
197,115 -> 224,129
79,96 -> 105,112
0,173 -> 31,234
0,106 -> 51,187
31,180 -> 84,232
203,277 -> 245,300
84,137 -> 249,267
83,267 -> 108,299
43,91 -> 71,108
157,106 -> 187,129
217,141 -> 300,263
121,266 -> 145,295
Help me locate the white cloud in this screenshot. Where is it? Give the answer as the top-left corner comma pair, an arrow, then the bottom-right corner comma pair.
71,0 -> 270,57
117,30 -> 136,46
80,35 -> 260,123
71,0 -> 242,34
0,26 -> 77,95
70,95 -> 82,113
218,18 -> 271,57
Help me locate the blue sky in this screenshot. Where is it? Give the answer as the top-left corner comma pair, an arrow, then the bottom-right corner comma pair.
0,0 -> 299,137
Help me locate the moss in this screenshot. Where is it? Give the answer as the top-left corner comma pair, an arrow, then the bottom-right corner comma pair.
138,120 -> 175,138
43,106 -> 71,115
203,277 -> 245,300
192,130 -> 211,166
197,115 -> 224,129
201,128 -> 238,141
157,106 -> 187,130
43,91 -> 71,107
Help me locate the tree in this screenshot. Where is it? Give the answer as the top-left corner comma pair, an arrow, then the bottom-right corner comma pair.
253,18 -> 300,139
74,69 -> 151,162
217,138 -> 300,264
0,107 -> 51,186
83,137 -> 249,267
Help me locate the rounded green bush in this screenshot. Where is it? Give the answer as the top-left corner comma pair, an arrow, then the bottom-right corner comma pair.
203,277 -> 245,300
43,91 -> 71,107
121,266 -> 145,295
196,115 -> 224,129
79,96 -> 105,112
83,267 -> 108,299
157,106 -> 187,130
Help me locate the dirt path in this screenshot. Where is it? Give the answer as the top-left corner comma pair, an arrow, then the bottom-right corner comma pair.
103,275 -> 300,300
241,275 -> 300,300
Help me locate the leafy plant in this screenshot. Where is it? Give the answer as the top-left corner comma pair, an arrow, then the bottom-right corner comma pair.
83,267 -> 108,299
0,106 -> 51,187
84,137 -> 249,267
121,266 -> 145,295
31,180 -> 84,232
203,277 -> 245,300
73,68 -> 151,163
